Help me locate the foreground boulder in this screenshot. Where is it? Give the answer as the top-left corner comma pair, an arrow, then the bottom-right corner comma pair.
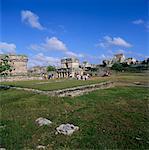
35,117 -> 52,126
56,123 -> 79,136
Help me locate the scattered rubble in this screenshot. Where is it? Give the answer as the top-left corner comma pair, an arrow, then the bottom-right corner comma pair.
56,123 -> 79,136
35,117 -> 52,126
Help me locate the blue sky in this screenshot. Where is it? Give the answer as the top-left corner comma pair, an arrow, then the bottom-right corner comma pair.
0,0 -> 148,67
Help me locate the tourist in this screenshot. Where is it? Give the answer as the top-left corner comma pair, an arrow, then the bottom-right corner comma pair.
42,73 -> 45,80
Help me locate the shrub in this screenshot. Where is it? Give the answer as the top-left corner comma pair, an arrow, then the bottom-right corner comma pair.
0,55 -> 13,76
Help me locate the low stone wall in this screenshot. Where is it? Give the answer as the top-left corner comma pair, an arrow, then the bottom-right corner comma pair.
0,81 -> 114,97
0,76 -> 42,82
53,81 -> 114,97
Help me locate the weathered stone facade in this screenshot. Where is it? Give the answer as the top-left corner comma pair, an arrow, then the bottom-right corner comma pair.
113,54 -> 125,63
57,58 -> 84,78
124,58 -> 136,65
61,58 -> 79,69
0,54 -> 28,75
103,53 -> 126,67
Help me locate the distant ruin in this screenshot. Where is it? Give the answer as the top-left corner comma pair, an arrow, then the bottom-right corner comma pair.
102,53 -> 138,67
57,58 -> 84,78
0,54 -> 28,75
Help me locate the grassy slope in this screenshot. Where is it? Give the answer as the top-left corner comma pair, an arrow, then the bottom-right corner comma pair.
0,86 -> 149,149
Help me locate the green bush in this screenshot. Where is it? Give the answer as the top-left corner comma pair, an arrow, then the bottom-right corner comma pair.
111,63 -> 123,71
0,55 -> 13,76
46,65 -> 56,72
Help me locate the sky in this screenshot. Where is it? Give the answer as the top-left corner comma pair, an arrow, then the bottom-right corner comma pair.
0,0 -> 148,67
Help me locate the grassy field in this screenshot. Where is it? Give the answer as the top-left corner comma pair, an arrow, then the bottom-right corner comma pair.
115,72 -> 149,84
0,72 -> 149,149
0,77 -> 110,91
0,87 -> 149,149
1,72 -> 149,91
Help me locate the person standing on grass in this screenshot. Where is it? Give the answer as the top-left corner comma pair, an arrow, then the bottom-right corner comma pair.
42,73 -> 45,80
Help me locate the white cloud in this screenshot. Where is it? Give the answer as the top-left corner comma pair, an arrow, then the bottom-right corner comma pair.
132,19 -> 144,25
21,10 -> 45,30
65,51 -> 84,58
29,37 -> 67,51
65,51 -> 77,57
42,37 -> 67,51
132,19 -> 149,31
28,44 -> 41,51
115,49 -> 125,54
28,53 -> 60,67
0,42 -> 16,54
98,36 -> 132,48
98,54 -> 112,61
29,36 -> 84,59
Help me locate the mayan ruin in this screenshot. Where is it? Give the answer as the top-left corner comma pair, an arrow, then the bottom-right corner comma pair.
0,0 -> 148,149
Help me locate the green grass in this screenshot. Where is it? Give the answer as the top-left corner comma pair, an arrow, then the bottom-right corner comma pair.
1,72 -> 148,91
0,78 -> 110,91
115,72 -> 149,84
0,86 -> 149,149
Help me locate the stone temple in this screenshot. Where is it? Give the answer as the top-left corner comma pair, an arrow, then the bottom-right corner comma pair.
0,54 -> 28,75
57,58 -> 84,78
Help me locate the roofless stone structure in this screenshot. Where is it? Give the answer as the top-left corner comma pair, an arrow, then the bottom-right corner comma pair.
57,58 -> 83,78
0,54 -> 28,75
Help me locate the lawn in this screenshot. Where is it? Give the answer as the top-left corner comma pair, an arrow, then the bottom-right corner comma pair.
115,72 -> 149,84
1,72 -> 149,91
0,77 -> 111,91
0,86 -> 149,149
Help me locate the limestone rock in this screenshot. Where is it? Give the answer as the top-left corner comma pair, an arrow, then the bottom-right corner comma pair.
36,145 -> 46,149
56,123 -> 79,136
35,117 -> 52,126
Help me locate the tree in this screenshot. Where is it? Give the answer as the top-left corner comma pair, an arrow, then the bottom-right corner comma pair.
0,55 -> 13,76
142,58 -> 149,64
122,62 -> 129,67
111,63 -> 123,71
46,65 -> 56,72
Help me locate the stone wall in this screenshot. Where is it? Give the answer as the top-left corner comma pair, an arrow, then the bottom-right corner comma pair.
53,81 -> 114,97
1,81 -> 114,97
0,76 -> 42,82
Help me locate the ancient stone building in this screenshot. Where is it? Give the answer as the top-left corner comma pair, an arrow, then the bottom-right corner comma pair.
124,58 -> 136,65
103,53 -> 126,67
61,58 -> 80,69
112,54 -> 125,63
57,58 -> 83,78
0,54 -> 28,75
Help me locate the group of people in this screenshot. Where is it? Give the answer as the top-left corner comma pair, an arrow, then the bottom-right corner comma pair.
42,71 -> 111,80
76,74 -> 90,80
42,73 -> 54,80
